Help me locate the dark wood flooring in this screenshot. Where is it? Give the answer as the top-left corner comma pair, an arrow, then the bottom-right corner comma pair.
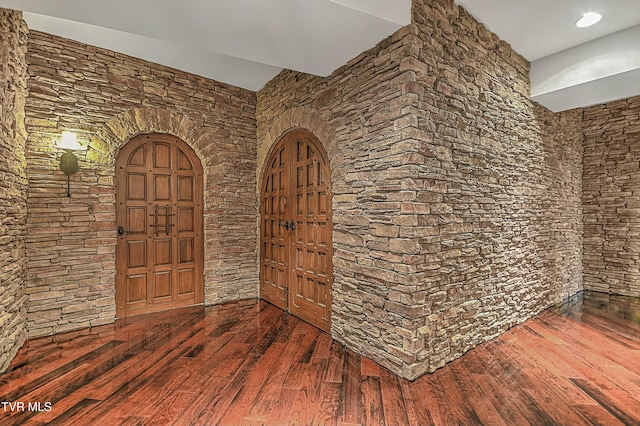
1,291 -> 638,425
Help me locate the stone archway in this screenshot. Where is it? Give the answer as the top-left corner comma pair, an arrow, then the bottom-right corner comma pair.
115,133 -> 205,318
257,107 -> 343,333
87,108 -> 218,168
259,128 -> 334,332
257,106 -> 343,193
88,107 -> 224,307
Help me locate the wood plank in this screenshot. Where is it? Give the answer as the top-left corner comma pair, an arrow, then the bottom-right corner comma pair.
246,333 -> 310,419
493,334 -> 596,425
361,376 -> 385,426
312,382 -> 342,425
323,341 -> 345,383
399,375 -> 437,425
457,352 -> 530,425
425,367 -> 481,425
523,320 -> 640,421
447,360 -> 508,426
339,351 -> 363,425
378,368 -> 410,426
571,378 -> 640,425
0,293 -> 639,426
466,340 -> 561,424
216,341 -> 284,424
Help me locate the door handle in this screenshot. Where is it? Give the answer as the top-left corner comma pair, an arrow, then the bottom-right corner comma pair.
279,220 -> 296,231
117,226 -> 127,236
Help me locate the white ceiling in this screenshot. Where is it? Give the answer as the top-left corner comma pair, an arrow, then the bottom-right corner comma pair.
456,0 -> 640,111
1,0 -> 639,111
455,0 -> 640,61
0,0 -> 410,91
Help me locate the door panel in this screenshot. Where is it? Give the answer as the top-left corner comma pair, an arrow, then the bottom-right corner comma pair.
153,142 -> 171,168
260,144 -> 289,310
127,274 -> 146,303
154,175 -> 171,201
260,129 -> 333,332
290,134 -> 332,330
127,207 -> 147,233
178,176 -> 194,201
116,134 -> 204,318
177,208 -> 194,232
127,240 -> 146,268
178,269 -> 195,293
154,272 -> 171,299
127,174 -> 146,200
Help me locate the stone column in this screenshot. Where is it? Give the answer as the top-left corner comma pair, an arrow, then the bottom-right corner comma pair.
0,7 -> 28,373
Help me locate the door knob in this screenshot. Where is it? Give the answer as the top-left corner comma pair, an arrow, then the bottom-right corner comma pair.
117,226 -> 127,236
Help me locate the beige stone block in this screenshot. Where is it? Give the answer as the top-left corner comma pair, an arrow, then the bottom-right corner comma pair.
389,238 -> 421,255
400,202 -> 430,214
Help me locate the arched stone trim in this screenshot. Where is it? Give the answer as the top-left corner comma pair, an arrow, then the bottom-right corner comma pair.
257,106 -> 343,192
88,107 -> 225,306
86,107 -> 220,169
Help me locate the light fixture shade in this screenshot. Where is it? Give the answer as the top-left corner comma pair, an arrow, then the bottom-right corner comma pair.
576,12 -> 602,28
60,151 -> 79,175
57,131 -> 84,151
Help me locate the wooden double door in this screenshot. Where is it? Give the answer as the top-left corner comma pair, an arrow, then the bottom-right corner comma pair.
260,129 -> 333,332
116,134 -> 204,318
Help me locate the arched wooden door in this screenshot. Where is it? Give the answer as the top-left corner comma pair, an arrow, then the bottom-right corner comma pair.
116,134 -> 204,318
260,129 -> 333,332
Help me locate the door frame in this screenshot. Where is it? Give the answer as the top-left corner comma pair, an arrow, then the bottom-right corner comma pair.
259,128 -> 334,331
115,133 -> 205,318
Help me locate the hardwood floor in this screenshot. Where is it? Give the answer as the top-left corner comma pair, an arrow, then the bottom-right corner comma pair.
1,291 -> 638,425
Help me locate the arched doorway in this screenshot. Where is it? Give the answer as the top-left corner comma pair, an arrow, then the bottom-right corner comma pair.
260,129 -> 334,332
115,133 -> 204,318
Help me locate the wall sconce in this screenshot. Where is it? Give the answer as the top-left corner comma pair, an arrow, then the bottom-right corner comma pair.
56,131 -> 86,197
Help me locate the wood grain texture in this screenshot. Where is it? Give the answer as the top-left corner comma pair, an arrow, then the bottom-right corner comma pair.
260,129 -> 334,332
1,291 -> 638,425
116,133 -> 204,318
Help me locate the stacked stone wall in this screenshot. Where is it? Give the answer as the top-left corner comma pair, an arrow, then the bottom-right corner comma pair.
257,24 -> 429,378
257,0 -> 584,379
0,8 -> 28,373
408,0 -> 584,376
583,96 -> 640,297
5,0 -> 590,379
24,31 -> 258,337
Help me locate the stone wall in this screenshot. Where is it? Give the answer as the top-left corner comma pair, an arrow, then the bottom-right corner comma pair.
257,0 -> 583,379
583,95 -> 640,297
409,0 -> 584,377
3,0 -> 590,379
24,31 -> 258,337
0,8 -> 28,373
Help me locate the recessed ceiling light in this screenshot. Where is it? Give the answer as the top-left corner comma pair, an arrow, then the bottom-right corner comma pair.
576,12 -> 602,28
